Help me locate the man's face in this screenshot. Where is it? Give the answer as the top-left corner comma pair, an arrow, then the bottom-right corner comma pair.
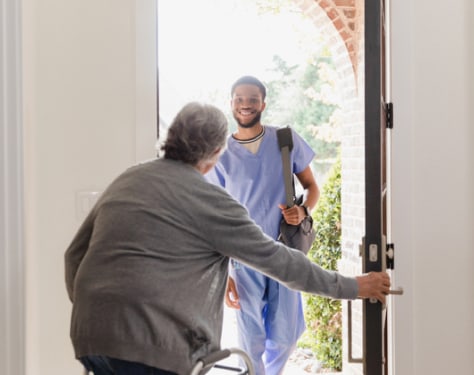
231,84 -> 266,129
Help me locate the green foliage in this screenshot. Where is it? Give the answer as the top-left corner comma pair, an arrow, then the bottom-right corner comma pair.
262,54 -> 341,179
300,156 -> 342,371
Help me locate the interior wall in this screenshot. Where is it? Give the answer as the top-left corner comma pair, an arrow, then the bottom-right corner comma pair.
392,0 -> 474,374
22,0 -> 156,374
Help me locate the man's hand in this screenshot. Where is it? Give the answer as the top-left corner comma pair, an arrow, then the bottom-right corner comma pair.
225,276 -> 240,309
355,272 -> 391,304
278,204 -> 306,225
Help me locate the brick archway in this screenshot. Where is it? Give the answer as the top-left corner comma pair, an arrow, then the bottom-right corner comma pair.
296,0 -> 363,81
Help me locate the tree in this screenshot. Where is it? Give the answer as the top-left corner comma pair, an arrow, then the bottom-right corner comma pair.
262,52 -> 341,179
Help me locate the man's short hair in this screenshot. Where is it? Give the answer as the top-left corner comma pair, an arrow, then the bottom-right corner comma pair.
231,76 -> 266,100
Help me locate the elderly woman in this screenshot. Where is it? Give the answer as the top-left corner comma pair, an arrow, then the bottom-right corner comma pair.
65,102 -> 390,375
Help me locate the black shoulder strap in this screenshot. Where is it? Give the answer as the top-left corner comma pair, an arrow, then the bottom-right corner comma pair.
277,126 -> 296,207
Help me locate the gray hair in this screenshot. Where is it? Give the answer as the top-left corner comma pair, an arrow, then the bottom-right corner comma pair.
161,102 -> 228,165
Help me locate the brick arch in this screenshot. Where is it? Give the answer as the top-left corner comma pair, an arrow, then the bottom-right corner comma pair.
295,0 -> 363,80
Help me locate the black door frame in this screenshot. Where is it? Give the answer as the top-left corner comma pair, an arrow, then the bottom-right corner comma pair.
364,0 -> 389,374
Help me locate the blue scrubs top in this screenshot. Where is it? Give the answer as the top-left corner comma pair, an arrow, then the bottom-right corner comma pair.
207,125 -> 315,240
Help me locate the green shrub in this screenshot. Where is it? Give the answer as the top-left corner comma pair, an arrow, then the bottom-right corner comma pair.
300,156 -> 342,371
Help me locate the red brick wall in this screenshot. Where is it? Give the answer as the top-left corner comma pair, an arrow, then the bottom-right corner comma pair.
295,1 -> 365,374
296,0 -> 362,79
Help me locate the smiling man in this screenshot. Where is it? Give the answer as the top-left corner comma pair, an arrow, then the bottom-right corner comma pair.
206,75 -> 320,375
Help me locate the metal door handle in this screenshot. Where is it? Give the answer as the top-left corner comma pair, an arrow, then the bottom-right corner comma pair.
388,287 -> 403,295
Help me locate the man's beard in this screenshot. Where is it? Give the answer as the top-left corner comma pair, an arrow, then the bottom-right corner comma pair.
234,112 -> 262,129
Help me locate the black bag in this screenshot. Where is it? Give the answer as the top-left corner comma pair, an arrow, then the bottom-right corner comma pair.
277,127 -> 316,255
279,196 -> 316,255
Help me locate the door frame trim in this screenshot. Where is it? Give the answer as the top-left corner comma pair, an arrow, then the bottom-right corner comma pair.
0,0 -> 26,373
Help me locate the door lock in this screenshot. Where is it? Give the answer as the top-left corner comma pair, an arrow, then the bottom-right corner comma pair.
369,244 -> 378,262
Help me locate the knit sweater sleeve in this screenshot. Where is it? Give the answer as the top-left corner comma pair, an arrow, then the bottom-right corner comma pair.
199,184 -> 359,300
64,210 -> 95,302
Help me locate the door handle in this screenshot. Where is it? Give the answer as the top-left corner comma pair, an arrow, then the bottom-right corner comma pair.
369,287 -> 404,304
388,287 -> 403,295
349,238 -> 405,365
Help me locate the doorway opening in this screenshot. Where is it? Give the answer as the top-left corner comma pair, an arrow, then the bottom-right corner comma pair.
157,0 -> 366,373
157,0 -> 343,181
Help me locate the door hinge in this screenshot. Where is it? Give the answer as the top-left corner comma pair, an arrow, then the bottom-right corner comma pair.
385,102 -> 393,129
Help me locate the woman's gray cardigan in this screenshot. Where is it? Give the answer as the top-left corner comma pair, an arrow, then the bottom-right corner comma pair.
65,158 -> 358,375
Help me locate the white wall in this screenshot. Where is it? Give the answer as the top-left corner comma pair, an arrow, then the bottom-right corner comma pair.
22,0 -> 156,373
392,0 -> 474,374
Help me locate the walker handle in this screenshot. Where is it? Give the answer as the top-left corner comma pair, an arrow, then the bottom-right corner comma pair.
198,349 -> 232,367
